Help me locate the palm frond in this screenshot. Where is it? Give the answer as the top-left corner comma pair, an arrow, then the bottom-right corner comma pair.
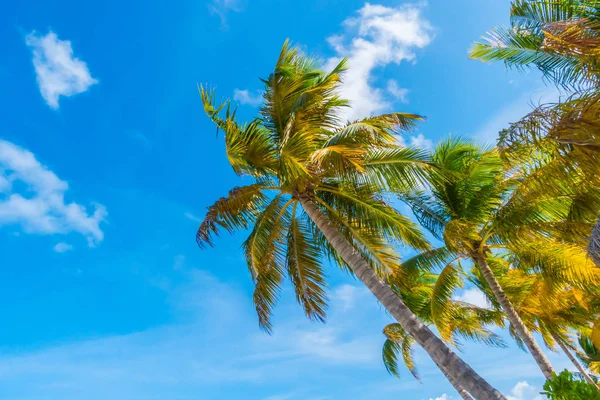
243,194 -> 293,332
286,204 -> 328,322
196,184 -> 270,247
382,323 -> 420,380
316,185 -> 429,251
360,147 -> 432,193
431,262 -> 464,341
401,246 -> 457,274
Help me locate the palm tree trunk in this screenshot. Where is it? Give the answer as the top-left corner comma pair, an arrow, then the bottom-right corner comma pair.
437,361 -> 474,399
472,253 -> 555,380
550,331 -> 597,387
300,197 -> 506,400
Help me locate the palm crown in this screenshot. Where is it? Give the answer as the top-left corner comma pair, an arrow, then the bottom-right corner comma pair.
470,0 -> 600,89
400,138 -> 599,378
470,0 -> 600,266
196,41 -> 432,331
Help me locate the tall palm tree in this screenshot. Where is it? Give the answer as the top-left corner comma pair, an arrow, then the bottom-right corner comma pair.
195,42 -> 506,399
400,138 -> 599,379
381,268 -> 505,399
472,264 -> 600,386
469,0 -> 600,265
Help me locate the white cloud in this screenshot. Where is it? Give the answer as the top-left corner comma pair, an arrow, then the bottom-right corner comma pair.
387,80 -> 409,103
0,139 -> 106,245
25,31 -> 97,109
396,132 -> 433,151
325,3 -> 434,121
454,288 -> 490,309
332,284 -> 368,311
184,212 -> 202,223
53,242 -> 73,253
430,394 -> 452,400
474,86 -> 561,144
208,0 -> 244,28
506,381 -> 545,400
408,133 -> 433,150
233,89 -> 263,106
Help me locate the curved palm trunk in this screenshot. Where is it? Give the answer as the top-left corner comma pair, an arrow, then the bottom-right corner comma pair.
300,197 -> 506,400
550,331 -> 597,387
437,362 -> 474,399
473,253 -> 555,380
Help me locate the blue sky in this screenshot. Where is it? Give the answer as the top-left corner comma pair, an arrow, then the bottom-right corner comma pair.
0,0 -> 569,399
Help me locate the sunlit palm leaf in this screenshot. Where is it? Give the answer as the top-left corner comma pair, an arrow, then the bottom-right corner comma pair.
286,205 -> 328,322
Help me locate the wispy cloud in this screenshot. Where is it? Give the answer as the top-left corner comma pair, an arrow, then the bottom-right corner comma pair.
208,0 -> 244,29
233,89 -> 263,106
25,31 -> 97,109
474,86 -> 561,144
454,288 -> 489,309
53,242 -> 73,253
387,80 -> 409,103
325,3 -> 434,122
184,212 -> 202,223
0,267 -> 574,399
0,275 -> 389,399
0,139 -> 107,246
332,284 -> 368,311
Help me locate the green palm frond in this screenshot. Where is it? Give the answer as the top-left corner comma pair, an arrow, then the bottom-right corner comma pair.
361,147 -> 432,193
471,0 -> 600,88
244,194 -> 292,332
509,0 -> 590,26
382,323 -> 420,381
286,204 -> 328,322
400,246 -> 457,274
401,191 -> 449,240
431,262 -> 465,341
450,308 -> 507,349
313,195 -> 401,278
196,184 -> 269,247
316,186 -> 429,251
324,113 -> 423,148
200,87 -> 278,177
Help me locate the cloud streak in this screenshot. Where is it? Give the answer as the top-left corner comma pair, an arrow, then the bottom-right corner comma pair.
0,271 -> 391,399
25,31 -> 97,109
474,86 -> 561,144
208,0 -> 244,29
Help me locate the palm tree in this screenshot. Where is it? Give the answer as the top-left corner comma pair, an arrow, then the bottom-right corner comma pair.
399,138 -> 599,379
381,268 -> 505,399
472,264 -> 599,386
470,0 -> 600,89
469,0 -> 600,265
195,42 -> 506,399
